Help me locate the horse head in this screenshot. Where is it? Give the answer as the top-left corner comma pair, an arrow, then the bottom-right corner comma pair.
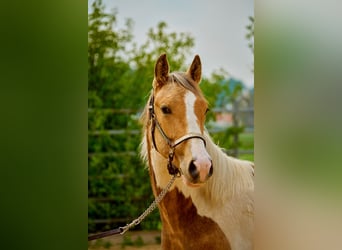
150,54 -> 213,187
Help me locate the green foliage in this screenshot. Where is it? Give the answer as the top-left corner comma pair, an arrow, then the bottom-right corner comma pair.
210,126 -> 244,150
121,235 -> 145,248
88,0 -> 135,109
238,132 -> 254,162
121,235 -> 134,247
134,236 -> 145,247
132,21 -> 195,71
88,238 -> 112,249
239,133 -> 254,150
201,69 -> 229,107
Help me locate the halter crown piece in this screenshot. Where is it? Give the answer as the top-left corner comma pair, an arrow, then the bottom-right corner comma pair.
148,91 -> 207,176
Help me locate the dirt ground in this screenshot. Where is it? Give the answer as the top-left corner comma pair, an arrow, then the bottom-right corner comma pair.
88,231 -> 161,250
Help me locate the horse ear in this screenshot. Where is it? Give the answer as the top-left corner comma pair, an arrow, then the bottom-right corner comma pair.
154,53 -> 169,88
187,55 -> 202,85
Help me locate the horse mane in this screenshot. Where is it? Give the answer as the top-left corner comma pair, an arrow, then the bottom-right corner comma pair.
203,130 -> 254,203
168,72 -> 201,95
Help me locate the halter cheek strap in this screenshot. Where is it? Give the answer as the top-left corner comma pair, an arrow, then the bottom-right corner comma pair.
148,93 -> 206,176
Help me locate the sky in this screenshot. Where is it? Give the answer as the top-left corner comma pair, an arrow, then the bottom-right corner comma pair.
89,0 -> 254,88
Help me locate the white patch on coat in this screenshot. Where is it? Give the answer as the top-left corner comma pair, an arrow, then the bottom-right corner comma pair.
184,91 -> 209,158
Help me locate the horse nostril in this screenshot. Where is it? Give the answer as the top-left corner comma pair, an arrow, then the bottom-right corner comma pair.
189,160 -> 199,180
208,164 -> 213,177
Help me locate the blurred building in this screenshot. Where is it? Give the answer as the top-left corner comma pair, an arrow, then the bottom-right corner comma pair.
211,78 -> 254,131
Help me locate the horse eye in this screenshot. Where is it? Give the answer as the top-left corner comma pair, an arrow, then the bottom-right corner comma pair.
205,108 -> 210,114
161,106 -> 171,114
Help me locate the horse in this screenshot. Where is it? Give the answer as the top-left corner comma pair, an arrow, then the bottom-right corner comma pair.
140,54 -> 254,250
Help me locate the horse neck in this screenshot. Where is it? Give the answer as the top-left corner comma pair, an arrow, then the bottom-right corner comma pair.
202,131 -> 254,202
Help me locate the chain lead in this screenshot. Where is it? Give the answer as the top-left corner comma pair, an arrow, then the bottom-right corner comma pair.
119,174 -> 177,234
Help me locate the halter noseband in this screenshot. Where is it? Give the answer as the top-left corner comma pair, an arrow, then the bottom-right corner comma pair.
148,93 -> 206,176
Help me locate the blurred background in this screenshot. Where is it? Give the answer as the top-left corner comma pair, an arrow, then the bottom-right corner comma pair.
87,0 -> 254,248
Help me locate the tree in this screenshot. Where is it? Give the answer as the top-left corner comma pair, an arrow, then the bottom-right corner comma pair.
88,0 -> 134,108
132,21 -> 195,71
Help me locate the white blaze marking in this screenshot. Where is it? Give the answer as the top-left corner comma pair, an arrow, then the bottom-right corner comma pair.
184,92 -> 211,161
185,91 -> 201,135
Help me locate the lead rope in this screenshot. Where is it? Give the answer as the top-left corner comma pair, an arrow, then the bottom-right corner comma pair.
88,174 -> 177,241
120,174 -> 177,234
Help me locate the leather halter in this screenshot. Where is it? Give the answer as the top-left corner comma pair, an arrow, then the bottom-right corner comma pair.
148,93 -> 206,176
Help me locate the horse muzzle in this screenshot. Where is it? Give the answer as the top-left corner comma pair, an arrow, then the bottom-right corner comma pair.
183,156 -> 213,186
